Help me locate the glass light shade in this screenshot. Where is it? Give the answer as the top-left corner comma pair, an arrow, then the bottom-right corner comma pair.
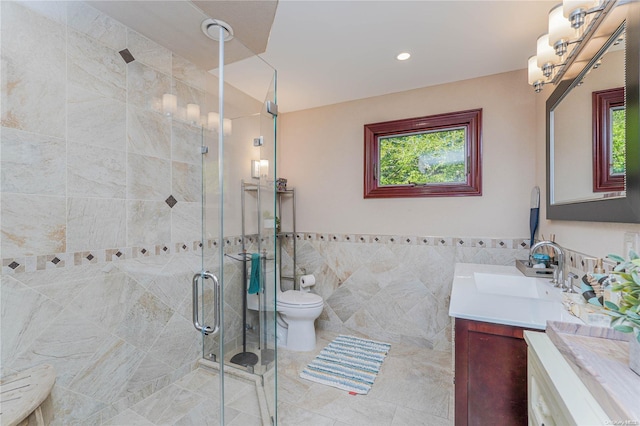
537,34 -> 559,67
259,159 -> 269,177
187,103 -> 200,124
563,0 -> 596,18
549,4 -> 575,47
251,160 -> 260,179
207,112 -> 220,131
528,56 -> 545,85
162,93 -> 177,116
223,118 -> 232,136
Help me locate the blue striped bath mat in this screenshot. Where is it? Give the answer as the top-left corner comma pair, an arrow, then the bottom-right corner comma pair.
299,335 -> 391,394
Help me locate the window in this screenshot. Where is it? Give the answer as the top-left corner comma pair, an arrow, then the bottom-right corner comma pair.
364,109 -> 482,198
593,87 -> 625,192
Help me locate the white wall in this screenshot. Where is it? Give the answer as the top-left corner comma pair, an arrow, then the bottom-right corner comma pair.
279,65 -> 640,259
279,69 -> 538,238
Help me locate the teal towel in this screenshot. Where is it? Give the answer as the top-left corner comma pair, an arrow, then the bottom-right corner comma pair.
248,253 -> 261,294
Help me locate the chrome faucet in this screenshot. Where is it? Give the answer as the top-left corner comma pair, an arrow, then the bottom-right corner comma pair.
530,240 -> 565,288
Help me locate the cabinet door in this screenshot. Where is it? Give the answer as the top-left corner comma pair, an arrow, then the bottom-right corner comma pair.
455,319 -> 529,426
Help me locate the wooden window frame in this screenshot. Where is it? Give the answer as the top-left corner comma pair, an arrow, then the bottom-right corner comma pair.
364,109 -> 482,198
593,87 -> 625,192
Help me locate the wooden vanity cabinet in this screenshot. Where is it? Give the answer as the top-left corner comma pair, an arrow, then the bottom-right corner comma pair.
454,318 -> 533,426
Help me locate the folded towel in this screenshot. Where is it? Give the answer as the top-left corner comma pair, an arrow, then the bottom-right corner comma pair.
581,273 -> 607,306
248,253 -> 261,294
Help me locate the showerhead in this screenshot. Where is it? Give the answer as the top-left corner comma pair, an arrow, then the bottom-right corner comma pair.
201,18 -> 234,42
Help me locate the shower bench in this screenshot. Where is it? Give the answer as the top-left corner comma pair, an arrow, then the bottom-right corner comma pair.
0,364 -> 55,426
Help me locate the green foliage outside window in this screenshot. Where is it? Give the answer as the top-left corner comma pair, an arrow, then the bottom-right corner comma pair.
379,129 -> 466,185
611,107 -> 626,175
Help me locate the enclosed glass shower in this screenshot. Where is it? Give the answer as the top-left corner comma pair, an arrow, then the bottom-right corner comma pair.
0,1 -> 278,424
197,17 -> 279,425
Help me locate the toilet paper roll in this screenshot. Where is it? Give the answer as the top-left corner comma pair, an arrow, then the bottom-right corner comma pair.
300,274 -> 316,288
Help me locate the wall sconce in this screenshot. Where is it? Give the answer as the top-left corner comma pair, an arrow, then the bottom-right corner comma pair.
162,93 -> 177,116
251,159 -> 269,179
206,113 -> 232,135
223,118 -> 232,136
207,112 -> 220,132
187,103 -> 200,125
260,159 -> 269,178
251,160 -> 260,179
527,0 -> 612,93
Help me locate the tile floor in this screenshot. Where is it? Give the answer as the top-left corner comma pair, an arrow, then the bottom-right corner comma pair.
105,330 -> 454,425
276,330 -> 454,425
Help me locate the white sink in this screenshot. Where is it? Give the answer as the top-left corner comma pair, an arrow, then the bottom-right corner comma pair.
473,272 -> 556,300
450,263 -> 582,330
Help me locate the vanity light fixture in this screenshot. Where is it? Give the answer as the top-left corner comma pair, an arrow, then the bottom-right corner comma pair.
537,34 -> 561,77
187,103 -> 200,125
162,93 -> 177,116
223,118 -> 232,136
549,4 -> 575,56
251,160 -> 260,179
396,52 -> 411,61
528,56 -> 546,93
527,0 -> 613,92
564,0 -> 600,29
260,159 -> 269,178
206,112 -> 231,135
207,112 -> 220,132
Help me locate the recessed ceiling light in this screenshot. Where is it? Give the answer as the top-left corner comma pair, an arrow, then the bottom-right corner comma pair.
396,52 -> 411,61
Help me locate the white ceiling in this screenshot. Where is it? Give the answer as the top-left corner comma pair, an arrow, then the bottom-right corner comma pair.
92,1 -> 558,113
260,0 -> 557,112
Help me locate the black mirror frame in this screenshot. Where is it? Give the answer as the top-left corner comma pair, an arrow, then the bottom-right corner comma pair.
546,2 -> 640,223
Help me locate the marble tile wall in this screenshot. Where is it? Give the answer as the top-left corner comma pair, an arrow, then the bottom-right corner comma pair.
0,2 -> 228,424
1,1 -> 212,263
3,252 -> 205,424
279,233 -> 604,352
2,234 -> 257,425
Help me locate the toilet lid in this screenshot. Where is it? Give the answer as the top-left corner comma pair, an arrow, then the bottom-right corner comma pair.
277,290 -> 323,307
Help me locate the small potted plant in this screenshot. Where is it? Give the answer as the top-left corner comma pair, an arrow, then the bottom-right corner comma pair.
605,251 -> 640,375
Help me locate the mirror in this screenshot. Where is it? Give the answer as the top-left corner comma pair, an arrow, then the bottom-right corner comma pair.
547,1 -> 640,222
552,26 -> 625,205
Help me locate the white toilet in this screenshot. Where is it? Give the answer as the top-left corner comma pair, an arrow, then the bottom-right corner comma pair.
247,266 -> 323,351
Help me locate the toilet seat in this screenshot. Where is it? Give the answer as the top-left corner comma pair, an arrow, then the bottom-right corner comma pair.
277,290 -> 323,308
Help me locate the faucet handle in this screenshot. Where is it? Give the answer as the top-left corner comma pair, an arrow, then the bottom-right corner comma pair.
564,272 -> 579,293
549,264 -> 562,287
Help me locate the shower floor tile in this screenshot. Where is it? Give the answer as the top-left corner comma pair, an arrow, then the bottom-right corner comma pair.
104,368 -> 260,426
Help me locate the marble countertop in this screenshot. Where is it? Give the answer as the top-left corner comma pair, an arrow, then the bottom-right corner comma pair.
449,263 -> 582,329
545,321 -> 640,422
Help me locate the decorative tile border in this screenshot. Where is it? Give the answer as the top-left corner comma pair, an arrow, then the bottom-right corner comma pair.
279,233 -> 532,250
0,235 -> 259,275
3,231 -> 614,276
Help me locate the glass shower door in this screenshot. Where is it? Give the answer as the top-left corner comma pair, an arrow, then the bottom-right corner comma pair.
198,23 -> 278,424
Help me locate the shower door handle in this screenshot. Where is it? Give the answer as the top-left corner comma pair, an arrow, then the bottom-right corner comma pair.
192,272 -> 220,336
